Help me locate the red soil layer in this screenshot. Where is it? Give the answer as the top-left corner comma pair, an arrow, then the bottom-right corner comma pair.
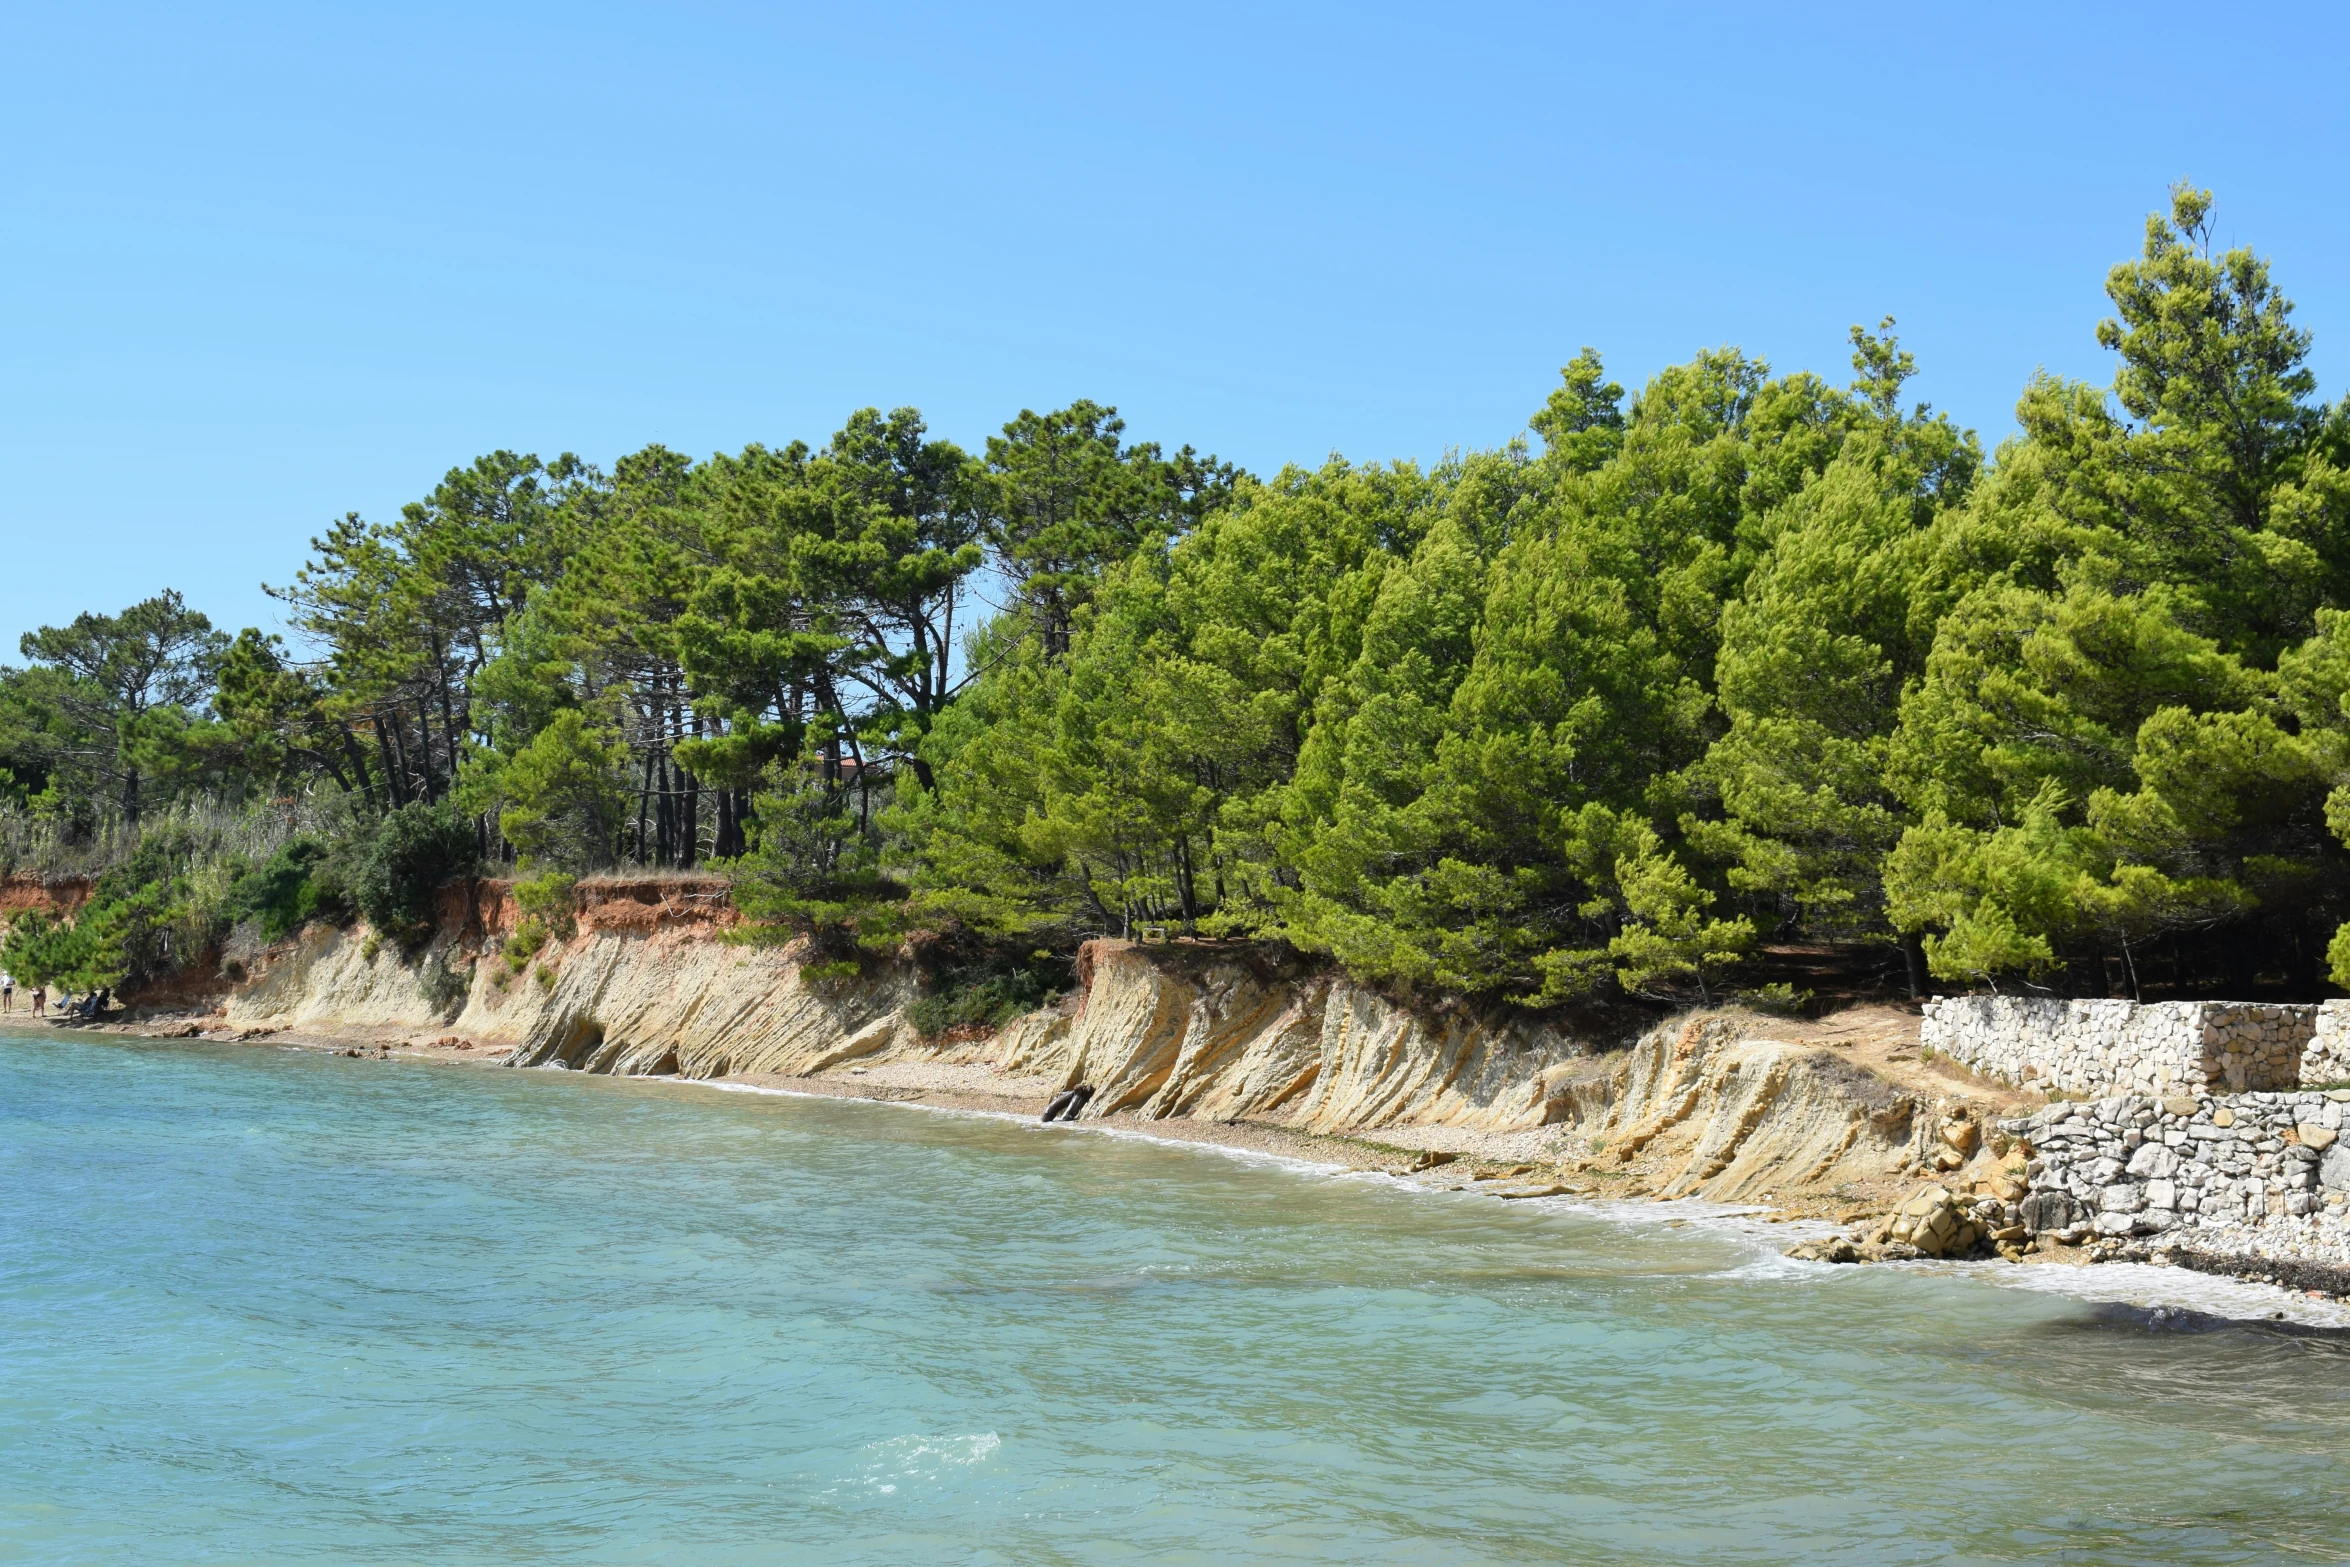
0,875 -> 92,921
439,873 -> 739,941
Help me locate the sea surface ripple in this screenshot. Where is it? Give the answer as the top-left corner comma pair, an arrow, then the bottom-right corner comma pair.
4,1029 -> 2349,1565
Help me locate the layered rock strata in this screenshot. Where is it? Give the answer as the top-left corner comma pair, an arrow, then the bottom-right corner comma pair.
227,920 -> 912,1079
215,922 -> 1982,1207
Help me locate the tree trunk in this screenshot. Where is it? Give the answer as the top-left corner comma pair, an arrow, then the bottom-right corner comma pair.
656,752 -> 674,866
413,694 -> 442,800
434,651 -> 464,794
635,747 -> 657,865
680,715 -> 701,869
382,715 -> 412,807
2290,917 -> 2324,998
1175,835 -> 1198,930
372,716 -> 403,807
1901,932 -> 1926,1001
341,729 -> 379,812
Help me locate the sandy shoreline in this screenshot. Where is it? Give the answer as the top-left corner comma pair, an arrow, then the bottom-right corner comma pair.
23,1011 -> 2350,1329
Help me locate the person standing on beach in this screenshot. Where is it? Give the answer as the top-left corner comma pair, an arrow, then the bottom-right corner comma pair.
29,985 -> 44,1016
1,971 -> 12,1013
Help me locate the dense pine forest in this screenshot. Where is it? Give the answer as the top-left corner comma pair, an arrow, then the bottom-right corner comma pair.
9,187 -> 2350,1013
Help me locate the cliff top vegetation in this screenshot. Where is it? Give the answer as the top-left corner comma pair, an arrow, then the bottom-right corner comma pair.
9,186 -> 2350,1011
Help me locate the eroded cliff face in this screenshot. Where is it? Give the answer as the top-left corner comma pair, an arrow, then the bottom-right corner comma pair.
219,915 -> 1975,1204
0,874 -> 91,922
224,882 -> 912,1080
1565,1015 -> 1928,1201
949,943 -> 1943,1202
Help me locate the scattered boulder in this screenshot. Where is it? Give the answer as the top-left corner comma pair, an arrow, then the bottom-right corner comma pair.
1884,1185 -> 1987,1257
1784,1236 -> 1860,1264
2018,1189 -> 2085,1233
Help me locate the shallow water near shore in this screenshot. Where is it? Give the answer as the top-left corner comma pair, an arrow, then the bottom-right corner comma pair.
5,1030 -> 2350,1565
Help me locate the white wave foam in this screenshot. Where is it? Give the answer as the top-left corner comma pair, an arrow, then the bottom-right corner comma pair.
655,1073 -> 2350,1327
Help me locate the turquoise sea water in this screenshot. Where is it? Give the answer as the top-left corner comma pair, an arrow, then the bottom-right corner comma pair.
4,1032 -> 2350,1565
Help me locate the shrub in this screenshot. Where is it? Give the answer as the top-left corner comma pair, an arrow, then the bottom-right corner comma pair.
907,952 -> 1069,1037
1743,982 -> 1814,1017
356,804 -> 477,943
223,837 -> 347,942
504,916 -> 550,973
512,868 -> 576,939
728,769 -> 906,955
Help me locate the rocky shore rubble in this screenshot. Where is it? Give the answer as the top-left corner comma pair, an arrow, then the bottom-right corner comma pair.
1783,1185 -> 2026,1264
1787,1089 -> 2350,1299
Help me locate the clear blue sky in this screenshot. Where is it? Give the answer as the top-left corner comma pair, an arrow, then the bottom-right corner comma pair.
5,2 -> 2348,655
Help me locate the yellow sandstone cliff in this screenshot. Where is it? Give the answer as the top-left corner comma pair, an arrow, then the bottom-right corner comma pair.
205,889 -> 2011,1207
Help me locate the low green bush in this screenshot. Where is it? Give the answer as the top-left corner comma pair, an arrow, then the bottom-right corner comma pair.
907,952 -> 1069,1038
222,837 -> 351,942
503,916 -> 550,973
512,868 -> 577,938
356,803 -> 477,943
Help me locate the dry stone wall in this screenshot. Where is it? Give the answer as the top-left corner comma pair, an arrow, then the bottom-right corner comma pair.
2007,1089 -> 2350,1265
1922,997 -> 2314,1097
2302,1000 -> 2350,1086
